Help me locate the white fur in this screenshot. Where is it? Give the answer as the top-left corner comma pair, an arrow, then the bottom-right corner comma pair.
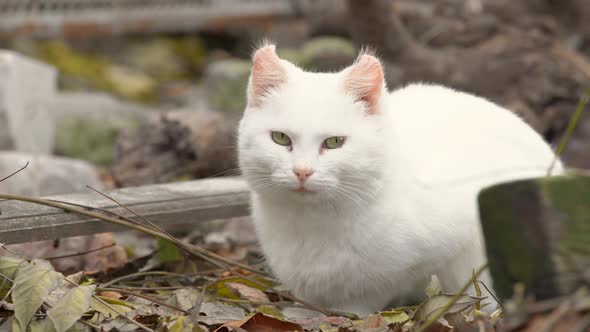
238,52 -> 564,316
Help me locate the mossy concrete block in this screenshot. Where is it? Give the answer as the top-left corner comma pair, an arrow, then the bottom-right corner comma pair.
301,37 -> 357,71
205,58 -> 251,113
55,116 -> 138,166
478,174 -> 590,301
0,151 -> 101,196
277,48 -> 306,68
0,50 -> 57,154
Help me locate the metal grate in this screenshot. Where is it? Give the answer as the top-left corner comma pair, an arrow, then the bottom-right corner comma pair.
0,0 -> 296,39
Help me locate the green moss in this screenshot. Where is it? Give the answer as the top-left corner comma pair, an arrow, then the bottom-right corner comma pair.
301,37 -> 357,71
55,117 -> 137,166
37,41 -> 158,103
277,48 -> 305,68
170,36 -> 207,71
478,180 -> 551,300
205,59 -> 251,113
478,175 -> 590,300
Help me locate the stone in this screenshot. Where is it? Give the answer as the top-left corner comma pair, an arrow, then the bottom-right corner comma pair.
49,92 -> 154,166
204,58 -> 251,113
0,151 -> 102,196
0,50 -> 57,154
301,37 -> 357,72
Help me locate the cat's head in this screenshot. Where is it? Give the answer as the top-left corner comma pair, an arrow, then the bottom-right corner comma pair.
238,43 -> 390,204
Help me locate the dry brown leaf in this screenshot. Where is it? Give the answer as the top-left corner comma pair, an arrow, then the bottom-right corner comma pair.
198,302 -> 246,326
364,313 -> 386,329
294,315 -> 351,331
226,282 -> 270,303
215,312 -> 304,332
97,291 -> 123,300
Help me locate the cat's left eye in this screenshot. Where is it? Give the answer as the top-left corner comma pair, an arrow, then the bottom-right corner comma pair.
323,136 -> 346,149
271,131 -> 292,146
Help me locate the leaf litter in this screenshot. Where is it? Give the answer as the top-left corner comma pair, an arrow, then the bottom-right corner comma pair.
0,243 -> 508,332
0,198 -> 588,331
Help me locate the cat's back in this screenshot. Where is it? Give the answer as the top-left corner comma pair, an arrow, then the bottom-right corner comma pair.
386,83 -> 561,187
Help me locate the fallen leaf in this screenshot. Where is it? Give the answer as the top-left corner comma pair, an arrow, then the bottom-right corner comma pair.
255,305 -> 285,319
46,271 -> 85,306
443,312 -> 478,332
215,312 -> 304,332
97,291 -> 123,299
425,275 -> 442,298
89,296 -> 134,321
209,277 -> 273,300
380,310 -> 410,325
226,282 -> 270,303
0,256 -> 27,279
167,315 -> 206,332
99,316 -> 139,332
198,302 -> 246,326
47,285 -> 96,332
414,293 -> 485,322
157,238 -> 183,263
364,314 -> 386,329
167,288 -> 201,312
27,319 -> 57,332
294,315 -> 351,331
84,233 -> 128,274
12,259 -> 62,330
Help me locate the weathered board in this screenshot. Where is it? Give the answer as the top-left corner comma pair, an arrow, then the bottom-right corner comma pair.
0,177 -> 250,244
0,0 -> 295,39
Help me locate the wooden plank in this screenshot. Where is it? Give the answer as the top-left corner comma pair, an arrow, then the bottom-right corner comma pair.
0,0 -> 295,39
0,177 -> 250,244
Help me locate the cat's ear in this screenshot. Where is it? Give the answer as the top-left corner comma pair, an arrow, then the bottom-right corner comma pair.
248,44 -> 287,107
343,54 -> 385,114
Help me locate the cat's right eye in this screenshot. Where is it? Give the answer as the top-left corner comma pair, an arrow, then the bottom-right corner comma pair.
271,131 -> 292,146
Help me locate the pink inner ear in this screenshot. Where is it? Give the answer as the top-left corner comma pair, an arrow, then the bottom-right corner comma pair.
344,55 -> 384,114
250,45 -> 287,107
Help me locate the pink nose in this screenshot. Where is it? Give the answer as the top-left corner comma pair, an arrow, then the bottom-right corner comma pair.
293,167 -> 314,182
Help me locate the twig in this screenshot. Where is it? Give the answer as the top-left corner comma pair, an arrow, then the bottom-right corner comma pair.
547,87 -> 590,175
47,199 -> 148,228
0,193 -> 332,316
97,287 -> 190,315
477,280 -> 502,308
415,263 -> 489,332
218,298 -> 308,309
85,185 -> 270,278
42,243 -> 116,260
86,185 -> 170,236
0,244 -> 30,262
101,271 -> 194,288
106,285 -> 185,291
0,162 -> 29,183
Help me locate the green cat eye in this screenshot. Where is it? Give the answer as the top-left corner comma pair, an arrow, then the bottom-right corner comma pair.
271,131 -> 292,146
323,136 -> 346,149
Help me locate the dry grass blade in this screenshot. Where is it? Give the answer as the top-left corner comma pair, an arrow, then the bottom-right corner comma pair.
0,193 -> 335,316
414,263 -> 489,332
547,87 -> 590,175
97,287 -> 190,315
85,185 -> 269,278
0,162 -> 29,183
41,243 -> 116,260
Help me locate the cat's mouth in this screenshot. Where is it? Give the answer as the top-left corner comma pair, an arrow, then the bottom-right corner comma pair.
292,185 -> 314,194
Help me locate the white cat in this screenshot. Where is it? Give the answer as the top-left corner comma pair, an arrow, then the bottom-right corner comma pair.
237,43 -> 564,316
